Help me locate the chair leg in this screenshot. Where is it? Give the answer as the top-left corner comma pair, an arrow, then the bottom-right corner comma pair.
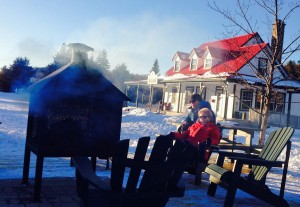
22,146 -> 31,185
195,170 -> 202,185
70,157 -> 74,167
224,183 -> 238,207
207,182 -> 218,196
106,157 -> 110,170
91,157 -> 96,171
34,155 -> 44,201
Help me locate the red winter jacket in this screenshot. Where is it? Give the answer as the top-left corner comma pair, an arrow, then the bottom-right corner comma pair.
173,121 -> 221,148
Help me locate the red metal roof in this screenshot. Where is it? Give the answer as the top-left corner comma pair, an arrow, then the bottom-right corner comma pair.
165,33 -> 268,77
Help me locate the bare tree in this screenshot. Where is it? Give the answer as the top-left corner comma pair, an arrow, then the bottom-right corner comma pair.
208,0 -> 300,145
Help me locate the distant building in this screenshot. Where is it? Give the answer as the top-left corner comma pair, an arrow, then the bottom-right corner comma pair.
161,32 -> 300,128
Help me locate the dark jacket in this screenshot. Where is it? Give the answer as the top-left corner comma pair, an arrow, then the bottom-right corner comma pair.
185,100 -> 214,125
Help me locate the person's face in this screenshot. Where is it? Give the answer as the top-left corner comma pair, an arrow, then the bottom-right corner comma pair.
190,100 -> 199,108
199,112 -> 211,124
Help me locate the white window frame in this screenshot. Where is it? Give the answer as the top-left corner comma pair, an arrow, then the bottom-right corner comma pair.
174,60 -> 180,72
204,58 -> 212,69
240,89 -> 253,111
190,58 -> 197,70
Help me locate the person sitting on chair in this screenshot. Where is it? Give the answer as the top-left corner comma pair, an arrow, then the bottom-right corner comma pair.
178,94 -> 214,133
172,108 -> 221,148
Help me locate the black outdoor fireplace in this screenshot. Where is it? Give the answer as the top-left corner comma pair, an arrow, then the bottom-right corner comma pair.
22,43 -> 130,201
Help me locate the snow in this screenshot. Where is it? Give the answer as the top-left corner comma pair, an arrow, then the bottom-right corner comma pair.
0,92 -> 299,206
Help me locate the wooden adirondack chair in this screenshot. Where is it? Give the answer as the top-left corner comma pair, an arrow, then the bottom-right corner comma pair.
205,127 -> 294,207
73,135 -> 197,207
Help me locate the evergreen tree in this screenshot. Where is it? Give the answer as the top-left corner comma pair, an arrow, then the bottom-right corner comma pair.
53,43 -> 72,67
284,60 -> 300,80
95,49 -> 110,71
149,59 -> 160,75
7,57 -> 34,92
111,63 -> 130,92
0,65 -> 11,91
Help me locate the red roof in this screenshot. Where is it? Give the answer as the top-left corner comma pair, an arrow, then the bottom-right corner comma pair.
199,32 -> 257,50
165,33 -> 268,77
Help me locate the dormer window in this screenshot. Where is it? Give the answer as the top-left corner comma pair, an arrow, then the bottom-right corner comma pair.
204,58 -> 212,69
258,58 -> 268,76
190,58 -> 197,70
174,60 -> 180,72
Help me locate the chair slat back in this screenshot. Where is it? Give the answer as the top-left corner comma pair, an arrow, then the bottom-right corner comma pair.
157,137 -> 197,189
125,136 -> 150,192
110,139 -> 130,192
138,135 -> 196,192
253,127 -> 294,181
138,135 -> 174,192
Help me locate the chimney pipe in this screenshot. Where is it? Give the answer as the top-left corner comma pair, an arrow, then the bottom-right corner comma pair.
67,43 -> 94,65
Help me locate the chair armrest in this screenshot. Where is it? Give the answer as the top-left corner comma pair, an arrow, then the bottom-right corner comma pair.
217,151 -> 259,159
73,156 -> 111,192
213,151 -> 259,168
211,145 -> 220,150
232,157 -> 284,168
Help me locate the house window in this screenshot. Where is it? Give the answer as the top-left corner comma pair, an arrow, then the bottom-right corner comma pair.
258,58 -> 268,76
174,60 -> 180,72
255,92 -> 263,109
190,58 -> 197,70
274,93 -> 285,112
240,89 -> 253,111
215,86 -> 223,96
185,87 -> 194,104
204,58 -> 212,69
255,92 -> 285,113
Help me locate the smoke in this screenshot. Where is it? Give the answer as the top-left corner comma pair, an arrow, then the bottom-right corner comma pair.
66,12 -> 211,74
17,38 -> 56,67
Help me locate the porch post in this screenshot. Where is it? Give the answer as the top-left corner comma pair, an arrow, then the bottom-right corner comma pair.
200,82 -> 207,100
162,84 -> 167,111
149,84 -> 153,111
177,83 -> 182,113
223,83 -> 228,120
136,83 -> 140,108
125,84 -> 128,96
287,92 -> 292,127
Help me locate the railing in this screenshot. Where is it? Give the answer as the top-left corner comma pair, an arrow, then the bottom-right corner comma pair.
249,109 -> 300,129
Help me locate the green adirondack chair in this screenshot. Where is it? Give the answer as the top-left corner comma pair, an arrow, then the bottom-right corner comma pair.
73,135 -> 197,207
205,127 -> 294,207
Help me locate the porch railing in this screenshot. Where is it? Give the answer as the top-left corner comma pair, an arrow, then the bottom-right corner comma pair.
249,109 -> 300,129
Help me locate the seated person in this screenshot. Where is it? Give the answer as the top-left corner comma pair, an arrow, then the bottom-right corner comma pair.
172,108 -> 221,149
178,94 -> 215,133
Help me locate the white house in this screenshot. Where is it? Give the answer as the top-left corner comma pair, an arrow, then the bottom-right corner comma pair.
161,32 -> 300,128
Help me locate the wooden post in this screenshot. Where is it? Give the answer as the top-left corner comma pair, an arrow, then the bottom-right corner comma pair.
149,84 -> 153,111
177,83 -> 182,113
136,83 -> 140,108
287,92 -> 292,127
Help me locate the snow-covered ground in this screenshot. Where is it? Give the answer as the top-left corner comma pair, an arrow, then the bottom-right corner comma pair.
0,92 -> 299,206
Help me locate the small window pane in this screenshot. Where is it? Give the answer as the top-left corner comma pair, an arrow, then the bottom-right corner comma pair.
174,61 -> 180,72
258,58 -> 267,76
239,89 -> 253,111
204,58 -> 212,69
191,58 -> 197,70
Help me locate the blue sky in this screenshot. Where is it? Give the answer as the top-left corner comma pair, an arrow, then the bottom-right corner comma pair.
0,0 -> 299,74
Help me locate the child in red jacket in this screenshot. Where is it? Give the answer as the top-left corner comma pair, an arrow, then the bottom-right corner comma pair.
172,108 -> 221,148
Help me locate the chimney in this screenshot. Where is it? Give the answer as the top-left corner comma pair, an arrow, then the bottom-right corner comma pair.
67,43 -> 94,68
271,19 -> 285,64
